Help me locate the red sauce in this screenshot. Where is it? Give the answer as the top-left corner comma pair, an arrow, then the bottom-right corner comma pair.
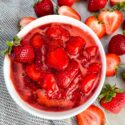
10,23 -> 102,111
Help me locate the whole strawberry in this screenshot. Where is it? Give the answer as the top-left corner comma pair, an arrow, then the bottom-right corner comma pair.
58,0 -> 75,7
108,34 -> 125,55
34,0 -> 54,17
88,0 -> 107,12
11,45 -> 35,63
99,84 -> 125,114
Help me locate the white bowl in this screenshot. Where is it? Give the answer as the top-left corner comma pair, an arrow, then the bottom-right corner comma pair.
3,15 -> 106,120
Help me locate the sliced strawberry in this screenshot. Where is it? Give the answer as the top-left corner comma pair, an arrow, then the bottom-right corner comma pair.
98,10 -> 123,35
106,54 -> 121,76
99,84 -> 125,114
66,36 -> 86,55
31,34 -> 44,48
47,39 -> 63,51
85,46 -> 98,57
11,45 -> 35,63
46,24 -> 70,41
88,63 -> 101,74
76,105 -> 106,125
46,47 -> 69,70
25,64 -> 41,81
36,90 -> 74,108
19,17 -> 36,29
81,74 -> 97,94
57,60 -> 79,88
58,6 -> 81,20
85,16 -> 106,38
110,0 -> 125,6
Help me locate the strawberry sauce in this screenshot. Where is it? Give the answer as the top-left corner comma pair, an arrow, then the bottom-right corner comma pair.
10,23 -> 102,111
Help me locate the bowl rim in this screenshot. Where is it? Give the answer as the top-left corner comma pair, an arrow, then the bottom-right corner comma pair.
3,15 -> 106,120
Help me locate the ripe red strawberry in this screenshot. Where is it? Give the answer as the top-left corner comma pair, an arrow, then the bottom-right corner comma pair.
46,24 -> 70,41
85,46 -> 98,57
81,74 -> 97,93
47,39 -> 63,51
19,17 -> 36,29
36,90 -> 74,108
88,0 -> 107,12
66,36 -> 86,55
76,105 -> 106,125
25,64 -> 41,81
58,0 -> 75,6
110,0 -> 125,6
85,16 -> 106,38
11,45 -> 35,63
88,63 -> 101,74
58,6 -> 81,20
57,60 -> 79,88
108,34 -> 125,55
106,54 -> 121,76
99,84 -> 125,114
98,10 -> 123,35
31,34 -> 44,48
34,0 -> 54,17
46,47 -> 69,70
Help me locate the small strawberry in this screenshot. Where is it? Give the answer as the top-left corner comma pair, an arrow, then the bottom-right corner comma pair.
19,17 -> 36,29
66,36 -> 86,55
58,0 -> 75,6
98,10 -> 123,35
25,64 -> 41,81
34,0 -> 54,17
46,47 -> 69,70
110,0 -> 125,6
11,45 -> 35,63
46,24 -> 70,41
108,34 -> 125,55
99,84 -> 125,114
76,105 -> 106,125
85,16 -> 106,38
88,0 -> 107,12
36,90 -> 74,108
88,63 -> 101,74
31,34 -> 44,48
81,74 -> 97,94
106,54 -> 121,77
57,60 -> 79,88
58,6 -> 81,20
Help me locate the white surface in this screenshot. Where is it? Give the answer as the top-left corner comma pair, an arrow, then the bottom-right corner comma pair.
73,1 -> 125,125
4,15 -> 106,120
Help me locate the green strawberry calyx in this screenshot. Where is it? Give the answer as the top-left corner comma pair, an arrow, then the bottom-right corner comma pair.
99,84 -> 123,103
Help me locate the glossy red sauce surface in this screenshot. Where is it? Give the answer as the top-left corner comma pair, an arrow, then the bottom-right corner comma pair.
10,23 -> 102,111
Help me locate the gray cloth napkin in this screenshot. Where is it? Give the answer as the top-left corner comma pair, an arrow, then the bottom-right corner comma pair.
0,0 -> 76,124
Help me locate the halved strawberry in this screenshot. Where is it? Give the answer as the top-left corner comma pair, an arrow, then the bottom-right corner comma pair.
58,6 -> 81,20
11,45 -> 35,63
88,63 -> 101,74
85,16 -> 106,38
106,53 -> 121,77
25,64 -> 41,81
76,105 -> 106,125
57,60 -> 79,88
19,17 -> 36,29
46,47 -> 69,70
46,24 -> 70,41
98,10 -> 123,35
66,36 -> 86,55
85,46 -> 98,57
36,90 -> 74,108
31,34 -> 44,48
81,74 -> 97,94
110,0 -> 125,6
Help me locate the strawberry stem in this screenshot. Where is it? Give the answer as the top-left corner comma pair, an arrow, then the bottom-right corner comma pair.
112,2 -> 125,12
